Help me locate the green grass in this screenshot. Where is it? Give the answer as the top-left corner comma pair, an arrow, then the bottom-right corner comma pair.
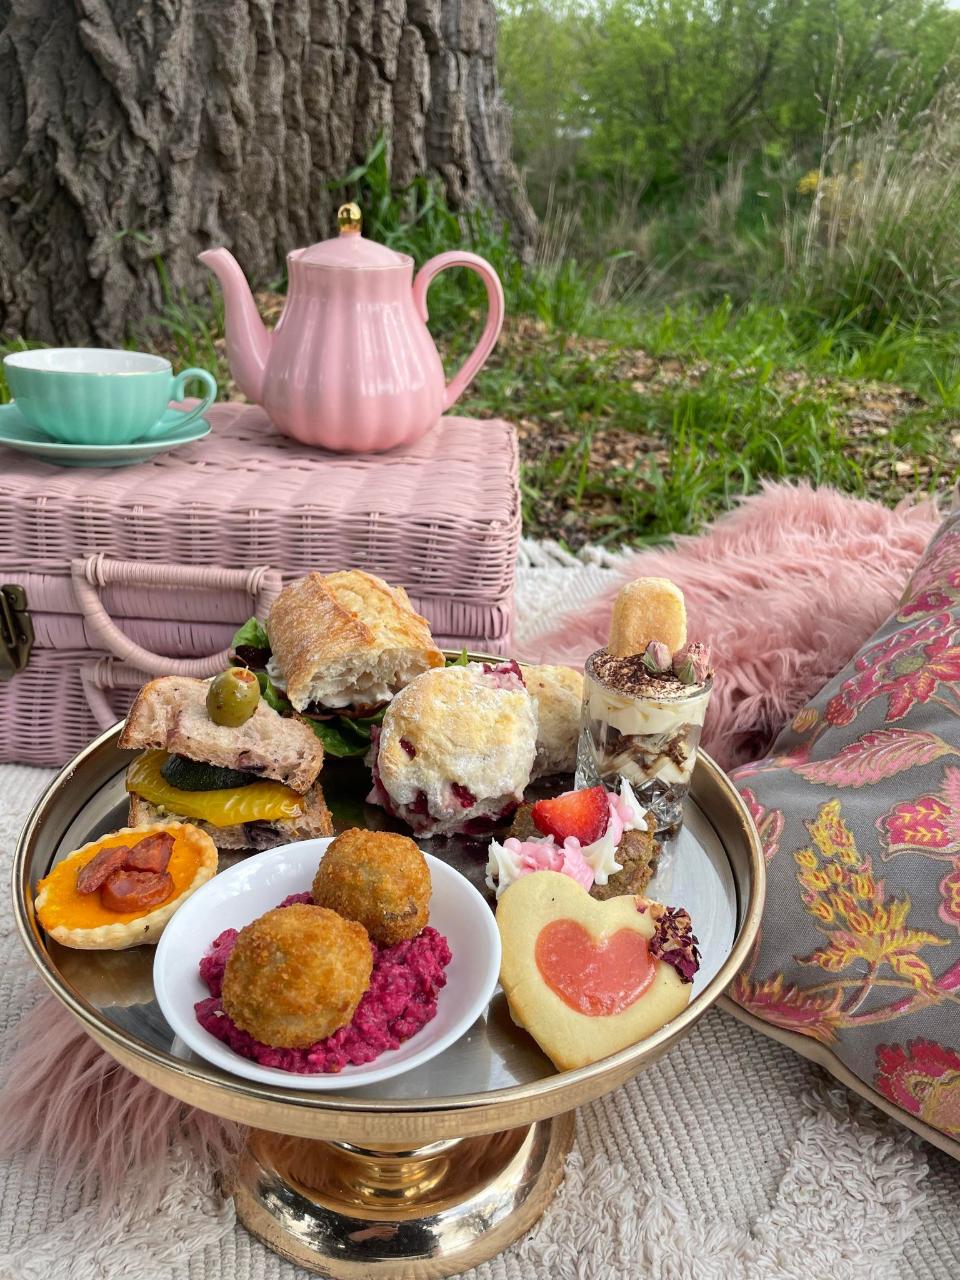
456,297 -> 960,544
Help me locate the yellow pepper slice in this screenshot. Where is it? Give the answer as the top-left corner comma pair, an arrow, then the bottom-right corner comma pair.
126,751 -> 304,827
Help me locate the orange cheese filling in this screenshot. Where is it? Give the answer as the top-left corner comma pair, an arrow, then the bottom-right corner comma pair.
36,830 -> 202,931
126,751 -> 305,827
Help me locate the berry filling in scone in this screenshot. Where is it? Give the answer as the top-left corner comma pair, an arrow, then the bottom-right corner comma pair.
367,662 -> 538,838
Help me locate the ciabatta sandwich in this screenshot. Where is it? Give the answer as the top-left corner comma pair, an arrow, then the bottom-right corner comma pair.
266,570 -> 444,715
119,676 -> 332,852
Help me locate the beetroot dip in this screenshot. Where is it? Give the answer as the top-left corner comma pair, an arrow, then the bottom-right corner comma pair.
195,892 -> 452,1074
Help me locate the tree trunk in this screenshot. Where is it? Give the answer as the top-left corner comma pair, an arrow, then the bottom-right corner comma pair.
0,0 -> 536,345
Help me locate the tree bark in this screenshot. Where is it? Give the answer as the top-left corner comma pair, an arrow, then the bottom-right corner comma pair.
0,0 -> 536,345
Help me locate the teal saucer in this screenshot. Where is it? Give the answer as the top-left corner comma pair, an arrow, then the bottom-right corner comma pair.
0,402 -> 211,467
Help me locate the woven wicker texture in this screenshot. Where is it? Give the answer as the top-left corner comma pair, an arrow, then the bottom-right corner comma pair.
0,406 -> 519,764
0,404 -> 520,599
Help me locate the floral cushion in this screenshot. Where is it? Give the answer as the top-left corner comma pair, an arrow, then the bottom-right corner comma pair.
727,507 -> 960,1156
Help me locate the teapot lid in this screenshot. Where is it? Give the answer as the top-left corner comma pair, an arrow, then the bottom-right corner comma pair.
296,203 -> 408,268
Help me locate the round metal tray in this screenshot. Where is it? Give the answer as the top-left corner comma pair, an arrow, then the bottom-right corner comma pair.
13,720 -> 764,1277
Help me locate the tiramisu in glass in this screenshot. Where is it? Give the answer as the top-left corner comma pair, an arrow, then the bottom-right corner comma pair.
575,578 -> 713,839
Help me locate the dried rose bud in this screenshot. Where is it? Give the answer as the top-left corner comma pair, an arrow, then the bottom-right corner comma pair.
650,906 -> 701,984
641,640 -> 671,673
673,641 -> 712,685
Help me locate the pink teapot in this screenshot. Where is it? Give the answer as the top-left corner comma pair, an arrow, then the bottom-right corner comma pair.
199,203 -> 504,453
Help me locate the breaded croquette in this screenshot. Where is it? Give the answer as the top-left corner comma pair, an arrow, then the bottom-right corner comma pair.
312,828 -> 431,945
221,904 -> 372,1048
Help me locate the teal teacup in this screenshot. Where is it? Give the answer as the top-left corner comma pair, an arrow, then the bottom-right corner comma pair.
2,348 -> 217,445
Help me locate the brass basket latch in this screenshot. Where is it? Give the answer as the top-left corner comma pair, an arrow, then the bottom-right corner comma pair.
0,585 -> 33,681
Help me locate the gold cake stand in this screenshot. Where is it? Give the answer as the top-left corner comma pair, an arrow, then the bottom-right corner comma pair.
13,712 -> 763,1278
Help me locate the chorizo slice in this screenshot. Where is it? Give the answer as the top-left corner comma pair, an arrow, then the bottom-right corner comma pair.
76,845 -> 131,895
100,869 -> 175,914
124,831 -> 175,874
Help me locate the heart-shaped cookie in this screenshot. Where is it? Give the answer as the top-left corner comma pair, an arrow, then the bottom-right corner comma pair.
497,871 -> 693,1072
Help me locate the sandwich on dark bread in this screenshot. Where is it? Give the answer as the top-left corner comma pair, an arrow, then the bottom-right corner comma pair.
120,676 -> 332,852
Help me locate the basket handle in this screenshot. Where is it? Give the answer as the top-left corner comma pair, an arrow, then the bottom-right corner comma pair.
80,658 -> 154,730
70,554 -> 281,678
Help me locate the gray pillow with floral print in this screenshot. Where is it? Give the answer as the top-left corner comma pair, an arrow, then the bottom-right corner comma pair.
728,506 -> 960,1155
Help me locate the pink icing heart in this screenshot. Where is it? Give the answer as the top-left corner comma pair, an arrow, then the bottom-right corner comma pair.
534,919 -> 655,1017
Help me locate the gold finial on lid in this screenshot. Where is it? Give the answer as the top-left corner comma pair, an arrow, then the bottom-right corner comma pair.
337,202 -> 362,235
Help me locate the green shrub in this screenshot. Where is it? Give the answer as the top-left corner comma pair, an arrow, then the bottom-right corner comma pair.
499,0 -> 960,212
782,92 -> 960,330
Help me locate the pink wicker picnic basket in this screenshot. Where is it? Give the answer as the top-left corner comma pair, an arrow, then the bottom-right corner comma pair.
0,404 -> 520,766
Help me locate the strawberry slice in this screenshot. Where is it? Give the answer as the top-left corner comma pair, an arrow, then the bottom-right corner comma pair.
531,785 -> 609,845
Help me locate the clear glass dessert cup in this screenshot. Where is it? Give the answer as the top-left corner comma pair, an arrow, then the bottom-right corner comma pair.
575,650 -> 714,841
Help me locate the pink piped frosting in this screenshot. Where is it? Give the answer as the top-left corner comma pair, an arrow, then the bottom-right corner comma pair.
492,837 -> 595,893
486,777 -> 649,899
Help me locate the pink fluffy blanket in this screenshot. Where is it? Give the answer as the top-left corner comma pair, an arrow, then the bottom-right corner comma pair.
0,481 -> 941,1209
522,482 -> 940,769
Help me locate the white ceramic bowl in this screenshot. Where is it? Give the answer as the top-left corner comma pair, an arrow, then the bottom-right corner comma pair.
154,837 -> 501,1090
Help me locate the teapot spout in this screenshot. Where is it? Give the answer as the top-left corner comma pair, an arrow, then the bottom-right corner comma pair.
198,248 -> 271,404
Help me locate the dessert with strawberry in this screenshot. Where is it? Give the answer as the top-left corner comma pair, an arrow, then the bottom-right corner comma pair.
485,776 -> 658,901
575,577 -> 714,839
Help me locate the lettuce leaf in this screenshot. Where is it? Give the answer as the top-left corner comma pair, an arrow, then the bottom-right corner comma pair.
232,617 -> 269,650
446,648 -> 469,667
305,706 -> 386,758
232,616 -> 272,670
307,719 -> 370,757
255,671 -> 292,715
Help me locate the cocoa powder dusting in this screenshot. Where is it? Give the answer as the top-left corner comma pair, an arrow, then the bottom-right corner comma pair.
591,648 -> 711,699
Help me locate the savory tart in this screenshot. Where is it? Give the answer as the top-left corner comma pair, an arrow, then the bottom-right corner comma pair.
34,821 -> 218,950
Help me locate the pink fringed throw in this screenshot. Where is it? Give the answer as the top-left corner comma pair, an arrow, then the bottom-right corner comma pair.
523,482 -> 941,769
0,989 -> 243,1213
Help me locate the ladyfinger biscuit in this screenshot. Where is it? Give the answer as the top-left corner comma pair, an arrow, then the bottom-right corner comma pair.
608,577 -> 687,658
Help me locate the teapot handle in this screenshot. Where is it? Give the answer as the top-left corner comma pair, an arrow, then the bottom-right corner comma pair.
412,252 -> 505,411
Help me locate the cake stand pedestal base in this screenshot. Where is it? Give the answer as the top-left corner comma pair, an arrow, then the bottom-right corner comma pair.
229,1112 -> 575,1278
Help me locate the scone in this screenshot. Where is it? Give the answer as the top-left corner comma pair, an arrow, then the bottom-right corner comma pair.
368,661 -> 538,837
521,664 -> 584,778
497,871 -> 697,1071
266,570 -> 444,713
